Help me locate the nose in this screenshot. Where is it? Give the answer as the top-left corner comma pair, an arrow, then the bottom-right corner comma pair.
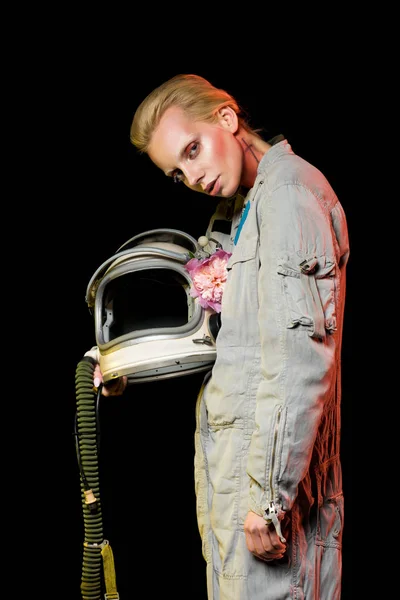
184,165 -> 204,188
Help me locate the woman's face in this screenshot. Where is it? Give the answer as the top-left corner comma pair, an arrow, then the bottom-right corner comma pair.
148,105 -> 244,198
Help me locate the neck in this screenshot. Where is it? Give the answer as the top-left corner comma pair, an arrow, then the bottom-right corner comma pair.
238,132 -> 271,190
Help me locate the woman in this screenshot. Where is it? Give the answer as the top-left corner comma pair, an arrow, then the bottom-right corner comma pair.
98,74 -> 349,599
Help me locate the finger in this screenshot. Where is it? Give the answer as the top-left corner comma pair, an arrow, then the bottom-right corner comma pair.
254,543 -> 285,562
259,532 -> 285,561
245,529 -> 264,557
93,365 -> 103,388
259,529 -> 286,560
247,529 -> 272,560
265,524 -> 286,552
246,532 -> 285,561
102,376 -> 127,397
245,530 -> 255,555
259,553 -> 285,563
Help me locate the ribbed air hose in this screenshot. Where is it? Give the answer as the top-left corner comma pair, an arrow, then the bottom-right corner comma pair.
75,358 -> 109,600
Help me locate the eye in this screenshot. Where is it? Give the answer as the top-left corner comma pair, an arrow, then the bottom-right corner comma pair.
188,142 -> 199,159
170,141 -> 200,184
172,170 -> 184,184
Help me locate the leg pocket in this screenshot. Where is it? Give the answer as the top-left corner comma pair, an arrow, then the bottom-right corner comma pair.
207,424 -> 249,577
317,493 -> 344,548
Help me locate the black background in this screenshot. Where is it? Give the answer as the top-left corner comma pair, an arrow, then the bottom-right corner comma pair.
37,45 -> 365,600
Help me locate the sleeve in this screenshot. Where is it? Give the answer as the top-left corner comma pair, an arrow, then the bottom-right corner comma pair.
247,183 -> 342,527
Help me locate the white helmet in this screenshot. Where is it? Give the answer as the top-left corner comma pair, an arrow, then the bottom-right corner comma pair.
85,229 -> 221,384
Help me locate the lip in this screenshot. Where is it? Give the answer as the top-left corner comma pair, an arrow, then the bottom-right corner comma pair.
206,176 -> 220,196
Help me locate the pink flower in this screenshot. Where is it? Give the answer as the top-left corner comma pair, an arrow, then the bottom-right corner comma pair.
185,249 -> 232,313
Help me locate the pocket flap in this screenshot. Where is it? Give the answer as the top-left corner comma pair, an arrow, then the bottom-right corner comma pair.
227,235 -> 258,269
277,252 -> 335,279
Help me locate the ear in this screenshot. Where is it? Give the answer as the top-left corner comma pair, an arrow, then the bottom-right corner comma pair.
216,106 -> 239,133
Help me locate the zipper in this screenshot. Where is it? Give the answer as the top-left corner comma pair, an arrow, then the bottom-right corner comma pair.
265,503 -> 286,542
269,406 -> 281,497
264,407 -> 286,542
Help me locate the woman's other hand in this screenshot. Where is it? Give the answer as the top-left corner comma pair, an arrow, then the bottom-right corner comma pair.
93,363 -> 128,397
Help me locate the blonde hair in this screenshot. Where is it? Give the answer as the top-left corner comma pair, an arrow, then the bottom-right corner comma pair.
130,74 -> 259,153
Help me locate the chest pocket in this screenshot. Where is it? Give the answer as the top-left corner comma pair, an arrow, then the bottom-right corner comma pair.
277,252 -> 337,340
226,235 -> 259,269
223,235 -> 259,319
